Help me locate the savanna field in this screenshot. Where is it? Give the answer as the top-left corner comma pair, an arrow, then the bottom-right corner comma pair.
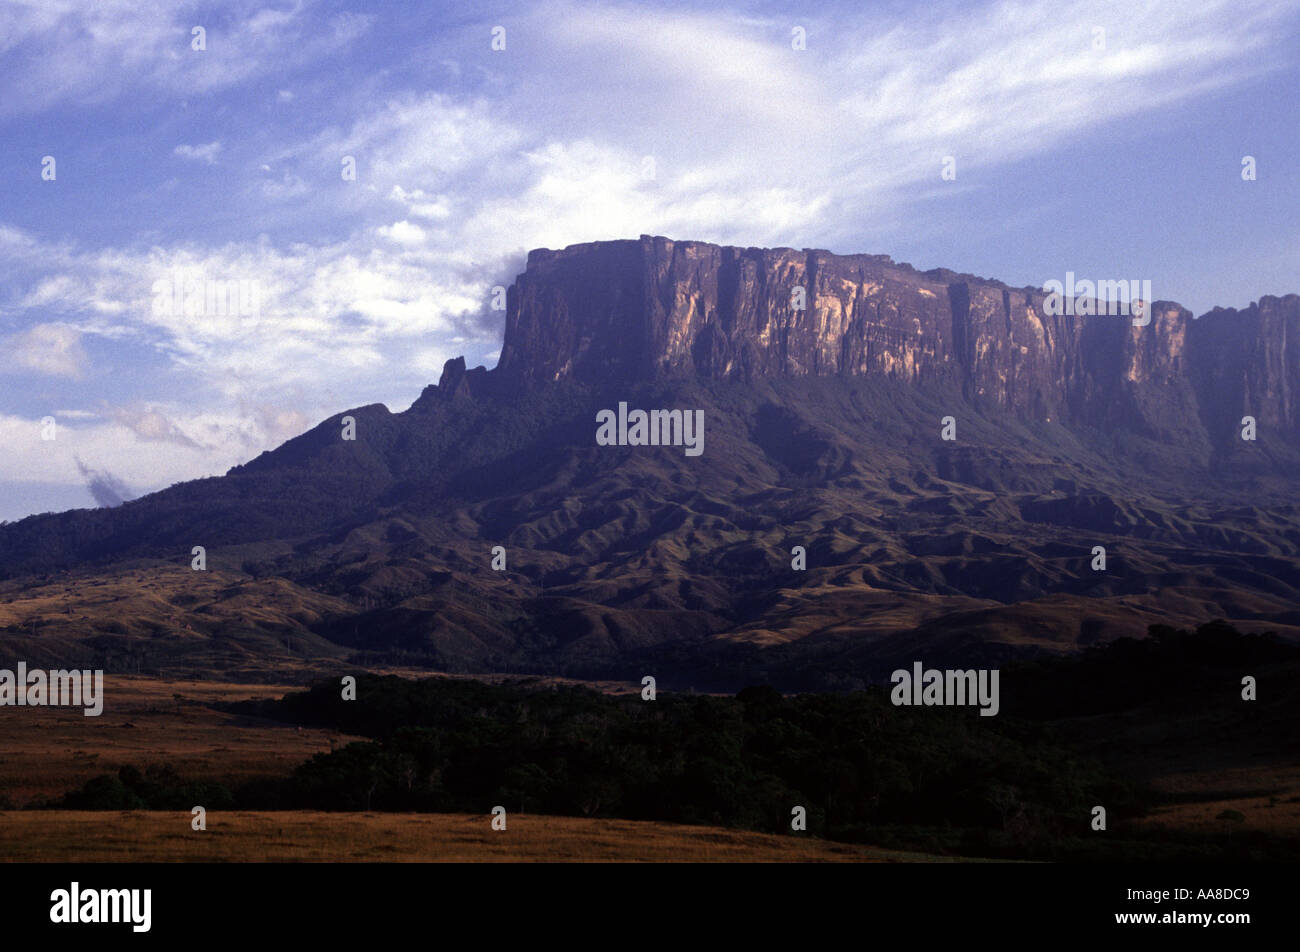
4,625 -> 1299,863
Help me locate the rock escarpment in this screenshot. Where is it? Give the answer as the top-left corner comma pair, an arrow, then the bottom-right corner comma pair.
492,235 -> 1299,450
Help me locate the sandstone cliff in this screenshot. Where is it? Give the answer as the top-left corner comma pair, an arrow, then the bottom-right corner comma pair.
489,235 -> 1298,450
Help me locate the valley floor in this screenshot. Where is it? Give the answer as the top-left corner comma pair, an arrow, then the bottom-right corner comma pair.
0,810 -> 954,862
4,675 -> 1297,862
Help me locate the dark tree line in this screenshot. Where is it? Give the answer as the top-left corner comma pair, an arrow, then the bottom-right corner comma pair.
42,622 -> 1300,861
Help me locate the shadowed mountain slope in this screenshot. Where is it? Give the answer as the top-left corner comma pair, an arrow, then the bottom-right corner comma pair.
2,237 -> 1298,687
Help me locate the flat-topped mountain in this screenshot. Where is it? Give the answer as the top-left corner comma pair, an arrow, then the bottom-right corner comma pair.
1,237 -> 1298,686
497,235 -> 1299,450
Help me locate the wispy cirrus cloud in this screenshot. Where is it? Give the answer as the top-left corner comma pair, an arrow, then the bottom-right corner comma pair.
0,0 -> 372,117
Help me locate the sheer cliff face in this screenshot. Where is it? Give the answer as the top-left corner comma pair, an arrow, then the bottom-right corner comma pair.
495,235 -> 1299,442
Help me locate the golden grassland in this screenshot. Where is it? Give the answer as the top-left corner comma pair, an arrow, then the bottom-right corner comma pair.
0,676 -> 361,803
1132,765 -> 1300,836
0,810 -> 961,862
0,564 -> 351,648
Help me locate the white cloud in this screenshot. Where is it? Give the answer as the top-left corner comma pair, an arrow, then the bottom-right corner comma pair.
0,223 -> 499,418
107,405 -> 201,448
173,141 -> 222,164
260,172 -> 310,199
1,323 -> 88,378
0,0 -> 373,117
376,221 -> 427,246
0,412 -> 227,490
461,0 -> 1290,250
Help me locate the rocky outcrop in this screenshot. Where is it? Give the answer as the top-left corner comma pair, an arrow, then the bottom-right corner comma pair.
492,235 -> 1300,448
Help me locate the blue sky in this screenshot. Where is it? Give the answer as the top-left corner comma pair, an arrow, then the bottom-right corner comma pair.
1,0 -> 1297,521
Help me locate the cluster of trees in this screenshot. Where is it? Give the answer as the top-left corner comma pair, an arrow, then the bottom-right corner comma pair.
229,675 -> 1125,850
50,764 -> 234,811
999,620 -> 1300,719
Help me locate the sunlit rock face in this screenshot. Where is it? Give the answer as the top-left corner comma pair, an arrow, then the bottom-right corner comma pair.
497,235 -> 1299,451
